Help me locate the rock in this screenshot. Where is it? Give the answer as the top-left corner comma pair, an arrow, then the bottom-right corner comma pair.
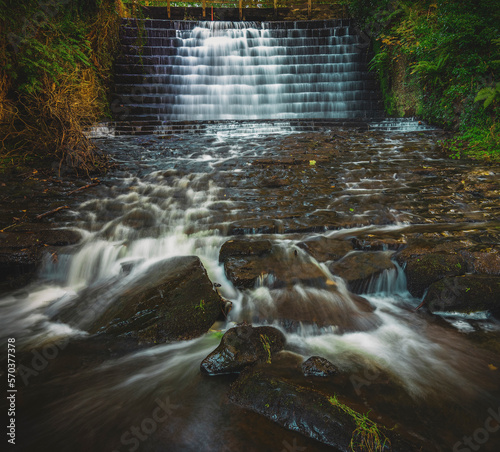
0,226 -> 81,292
200,325 -> 286,375
459,245 -> 500,275
221,240 -> 329,290
352,235 -> 407,251
329,251 -> 396,293
424,275 -> 500,318
396,240 -> 467,298
229,366 -> 421,452
302,356 -> 338,377
86,256 -> 224,342
226,219 -> 280,235
229,368 -> 355,450
219,239 -> 273,263
296,236 -> 353,262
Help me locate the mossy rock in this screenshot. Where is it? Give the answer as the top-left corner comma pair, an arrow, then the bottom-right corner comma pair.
398,251 -> 466,298
200,325 -> 286,375
424,275 -> 500,318
85,256 -> 224,343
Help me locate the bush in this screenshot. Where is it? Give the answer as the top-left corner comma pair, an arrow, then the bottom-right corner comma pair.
345,0 -> 499,159
0,0 -> 121,174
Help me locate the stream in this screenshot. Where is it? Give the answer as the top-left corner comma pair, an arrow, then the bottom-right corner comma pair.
1,122 -> 500,452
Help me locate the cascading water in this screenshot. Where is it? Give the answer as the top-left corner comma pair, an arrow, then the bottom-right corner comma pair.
2,124 -> 499,452
115,19 -> 384,123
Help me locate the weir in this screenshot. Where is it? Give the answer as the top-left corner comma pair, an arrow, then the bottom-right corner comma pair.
113,18 -> 384,133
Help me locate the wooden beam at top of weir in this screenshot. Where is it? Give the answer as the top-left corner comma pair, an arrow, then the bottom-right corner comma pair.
122,1 -> 348,21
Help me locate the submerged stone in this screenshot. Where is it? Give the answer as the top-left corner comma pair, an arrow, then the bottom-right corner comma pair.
221,239 -> 330,290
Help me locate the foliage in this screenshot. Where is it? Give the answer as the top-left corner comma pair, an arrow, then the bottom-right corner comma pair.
443,124 -> 500,161
475,82 -> 500,109
345,0 -> 499,159
328,394 -> 391,452
0,0 -> 121,174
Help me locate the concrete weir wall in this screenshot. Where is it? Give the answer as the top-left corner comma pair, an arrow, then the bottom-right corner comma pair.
111,17 -> 383,135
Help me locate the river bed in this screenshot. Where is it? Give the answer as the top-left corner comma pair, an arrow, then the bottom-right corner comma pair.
1,122 -> 500,451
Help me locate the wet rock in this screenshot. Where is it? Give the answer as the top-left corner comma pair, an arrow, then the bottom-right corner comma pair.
88,256 -> 224,342
296,236 -> 353,262
229,368 -> 355,450
226,219 -> 280,235
219,239 -> 273,263
122,208 -> 157,229
396,241 -> 467,298
302,356 -> 338,377
424,275 -> 500,318
459,245 -> 500,275
329,251 -> 396,293
352,235 -> 407,251
200,325 -> 286,375
229,365 -> 420,452
0,226 -> 81,292
221,240 -> 329,290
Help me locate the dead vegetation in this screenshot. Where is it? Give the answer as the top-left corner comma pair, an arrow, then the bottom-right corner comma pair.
0,0 -> 123,176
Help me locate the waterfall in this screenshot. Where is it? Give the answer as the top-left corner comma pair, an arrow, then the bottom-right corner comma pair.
115,19 -> 384,123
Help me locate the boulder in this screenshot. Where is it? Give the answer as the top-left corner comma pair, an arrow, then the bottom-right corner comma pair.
228,365 -> 421,452
229,368 -> 355,451
329,251 -> 396,293
396,240 -> 467,298
86,256 -> 224,343
302,356 -> 338,377
221,239 -> 329,290
459,245 -> 500,275
424,275 -> 500,318
200,325 -> 286,375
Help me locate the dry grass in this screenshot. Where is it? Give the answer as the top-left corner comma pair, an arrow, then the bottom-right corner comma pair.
1,69 -> 108,175
0,0 -> 123,175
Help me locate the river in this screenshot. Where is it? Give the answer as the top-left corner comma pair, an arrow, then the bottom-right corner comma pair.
1,122 -> 499,451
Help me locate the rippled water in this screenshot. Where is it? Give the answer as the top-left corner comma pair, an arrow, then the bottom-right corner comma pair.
1,123 -> 499,452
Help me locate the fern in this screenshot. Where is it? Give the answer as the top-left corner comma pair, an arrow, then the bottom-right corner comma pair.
474,82 -> 500,109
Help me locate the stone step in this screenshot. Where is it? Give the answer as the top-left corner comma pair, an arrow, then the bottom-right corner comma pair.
113,80 -> 381,96
116,101 -> 385,116
120,18 -> 355,30
106,118 -> 381,136
113,71 -> 378,85
111,91 -> 382,104
114,62 -> 375,77
120,36 -> 361,48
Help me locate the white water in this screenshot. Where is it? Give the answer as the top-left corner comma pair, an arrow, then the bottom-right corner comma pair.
2,126 -> 497,409
119,20 -> 382,120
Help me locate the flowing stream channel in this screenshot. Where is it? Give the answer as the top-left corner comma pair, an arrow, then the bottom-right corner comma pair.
1,123 -> 500,452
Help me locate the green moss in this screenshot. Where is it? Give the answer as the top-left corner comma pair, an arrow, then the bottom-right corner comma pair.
328,394 -> 391,452
347,0 -> 499,160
